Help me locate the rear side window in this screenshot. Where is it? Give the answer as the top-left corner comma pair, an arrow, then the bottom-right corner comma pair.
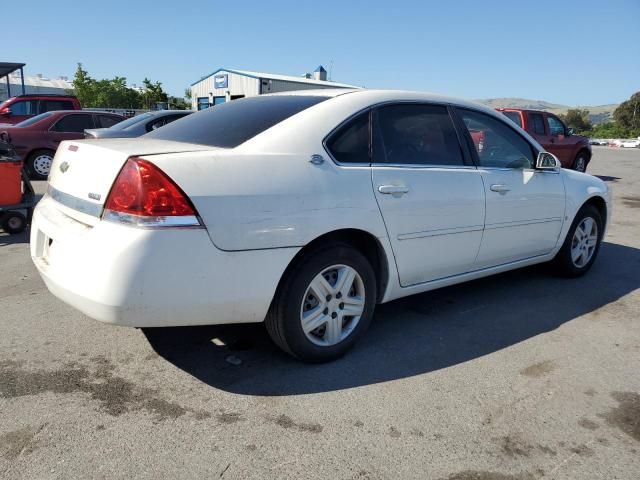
41,100 -> 74,113
51,114 -> 95,132
325,111 -> 370,163
146,95 -> 329,148
530,113 -> 546,135
373,104 -> 464,166
97,115 -> 122,128
501,111 -> 523,128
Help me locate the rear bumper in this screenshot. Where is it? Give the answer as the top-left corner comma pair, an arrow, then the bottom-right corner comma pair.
30,196 -> 299,328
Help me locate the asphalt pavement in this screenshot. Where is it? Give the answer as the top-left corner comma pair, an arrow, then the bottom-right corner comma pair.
1,147 -> 639,480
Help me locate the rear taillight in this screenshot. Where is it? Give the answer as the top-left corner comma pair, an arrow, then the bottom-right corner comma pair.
103,157 -> 201,228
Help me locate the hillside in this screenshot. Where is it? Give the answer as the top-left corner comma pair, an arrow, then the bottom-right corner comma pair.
475,98 -> 618,124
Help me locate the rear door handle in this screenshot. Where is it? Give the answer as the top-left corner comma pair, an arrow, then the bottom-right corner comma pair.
378,185 -> 409,196
490,184 -> 511,193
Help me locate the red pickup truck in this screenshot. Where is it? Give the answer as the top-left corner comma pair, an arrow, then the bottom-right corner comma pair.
497,108 -> 592,172
0,94 -> 82,126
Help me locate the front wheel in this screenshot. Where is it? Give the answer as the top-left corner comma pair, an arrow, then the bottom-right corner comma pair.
27,150 -> 55,180
573,152 -> 589,172
552,204 -> 603,277
266,243 -> 377,362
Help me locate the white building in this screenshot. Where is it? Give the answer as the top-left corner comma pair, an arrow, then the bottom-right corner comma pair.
0,71 -> 73,101
190,66 -> 357,110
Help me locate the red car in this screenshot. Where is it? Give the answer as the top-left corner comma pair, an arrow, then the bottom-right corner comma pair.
0,110 -> 124,180
0,94 -> 82,125
497,108 -> 592,172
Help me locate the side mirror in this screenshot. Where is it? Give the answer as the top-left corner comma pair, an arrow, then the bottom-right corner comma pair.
536,152 -> 561,170
0,107 -> 11,115
567,127 -> 574,136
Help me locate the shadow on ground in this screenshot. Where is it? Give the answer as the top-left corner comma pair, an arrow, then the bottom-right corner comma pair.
143,242 -> 640,396
0,229 -> 30,246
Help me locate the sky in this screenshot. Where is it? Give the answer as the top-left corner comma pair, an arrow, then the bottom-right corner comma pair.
7,0 -> 639,105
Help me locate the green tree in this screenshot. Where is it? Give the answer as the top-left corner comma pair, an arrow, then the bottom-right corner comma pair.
71,63 -> 96,107
560,109 -> 592,133
141,78 -> 168,109
184,88 -> 192,101
613,91 -> 640,132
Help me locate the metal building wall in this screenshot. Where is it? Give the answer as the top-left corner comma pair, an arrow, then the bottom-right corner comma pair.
190,71 -> 260,109
262,80 -> 346,94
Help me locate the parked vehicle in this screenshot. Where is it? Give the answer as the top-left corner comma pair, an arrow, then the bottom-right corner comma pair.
589,139 -> 609,146
1,110 -> 124,180
0,94 -> 81,126
618,139 -> 640,148
30,90 -> 610,362
84,110 -> 193,139
497,108 -> 592,172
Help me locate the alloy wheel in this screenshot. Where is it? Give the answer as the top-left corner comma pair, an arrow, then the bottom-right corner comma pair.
300,264 -> 365,347
571,217 -> 598,267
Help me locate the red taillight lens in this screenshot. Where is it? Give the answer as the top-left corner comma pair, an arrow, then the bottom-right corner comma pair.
105,157 -> 198,220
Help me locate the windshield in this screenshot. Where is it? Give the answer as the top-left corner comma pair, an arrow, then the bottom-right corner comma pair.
109,112 -> 154,130
14,112 -> 54,127
145,95 -> 329,148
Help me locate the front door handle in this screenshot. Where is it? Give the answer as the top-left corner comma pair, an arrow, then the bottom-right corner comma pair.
490,184 -> 511,193
378,185 -> 409,196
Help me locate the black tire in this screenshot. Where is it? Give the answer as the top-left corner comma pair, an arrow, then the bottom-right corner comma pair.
266,243 -> 377,363
26,149 -> 55,180
573,151 -> 589,173
1,211 -> 27,234
552,204 -> 603,277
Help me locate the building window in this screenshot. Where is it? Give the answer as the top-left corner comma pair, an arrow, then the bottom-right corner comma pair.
197,97 -> 210,110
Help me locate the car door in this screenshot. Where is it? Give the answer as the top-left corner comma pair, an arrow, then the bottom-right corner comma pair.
545,113 -> 574,165
455,108 -> 565,268
369,103 -> 486,286
4,99 -> 38,124
48,114 -> 96,148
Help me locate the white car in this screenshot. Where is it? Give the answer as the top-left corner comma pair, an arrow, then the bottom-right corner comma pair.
30,90 -> 611,362
619,139 -> 640,148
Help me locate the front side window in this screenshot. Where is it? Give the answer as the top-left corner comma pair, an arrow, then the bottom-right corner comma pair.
325,111 -> 370,163
457,108 -> 535,169
373,104 -> 464,166
530,113 -> 546,135
51,114 -> 95,132
8,100 -> 37,115
146,95 -> 329,148
547,115 -> 566,136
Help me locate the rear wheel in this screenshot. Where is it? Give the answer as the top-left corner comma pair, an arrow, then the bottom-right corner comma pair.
27,150 -> 55,180
266,243 -> 377,362
552,204 -> 603,277
0,211 -> 27,234
573,151 -> 589,172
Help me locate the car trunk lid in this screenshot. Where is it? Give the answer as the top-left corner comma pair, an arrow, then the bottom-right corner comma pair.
47,138 -> 214,223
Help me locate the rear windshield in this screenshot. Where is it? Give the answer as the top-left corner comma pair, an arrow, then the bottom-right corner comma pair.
111,112 -> 154,130
145,95 -> 329,148
15,112 -> 53,127
501,111 -> 523,128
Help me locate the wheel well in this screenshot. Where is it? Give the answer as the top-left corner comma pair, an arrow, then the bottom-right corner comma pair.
584,196 -> 607,226
577,147 -> 591,161
280,229 -> 390,303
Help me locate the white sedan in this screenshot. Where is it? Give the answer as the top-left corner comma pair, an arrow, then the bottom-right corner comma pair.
31,90 -> 610,362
